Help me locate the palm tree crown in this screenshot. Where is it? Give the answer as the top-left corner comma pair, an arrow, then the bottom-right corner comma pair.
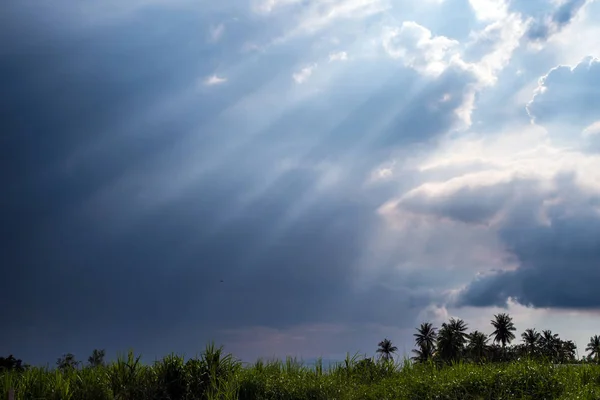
521,328 -> 541,356
540,330 -> 560,358
586,335 -> 600,362
412,322 -> 437,363
467,330 -> 489,361
376,338 -> 398,362
490,313 -> 516,347
414,322 -> 437,350
437,318 -> 468,363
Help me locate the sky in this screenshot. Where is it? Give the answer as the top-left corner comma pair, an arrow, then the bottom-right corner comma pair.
1,0 -> 600,366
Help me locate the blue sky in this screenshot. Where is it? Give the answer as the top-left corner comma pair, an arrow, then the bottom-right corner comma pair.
2,0 -> 600,365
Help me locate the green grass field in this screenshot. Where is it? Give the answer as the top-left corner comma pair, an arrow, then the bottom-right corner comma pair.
3,345 -> 600,400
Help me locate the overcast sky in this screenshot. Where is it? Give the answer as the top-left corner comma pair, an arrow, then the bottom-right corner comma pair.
2,0 -> 600,366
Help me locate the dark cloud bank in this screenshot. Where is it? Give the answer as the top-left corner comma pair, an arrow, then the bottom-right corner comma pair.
0,1 -> 472,365
454,57 -> 600,310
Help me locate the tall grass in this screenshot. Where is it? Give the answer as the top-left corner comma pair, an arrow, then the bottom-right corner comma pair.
3,347 -> 600,399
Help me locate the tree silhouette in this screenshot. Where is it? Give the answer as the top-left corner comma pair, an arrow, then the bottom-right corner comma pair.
586,335 -> 600,363
57,353 -> 79,371
0,355 -> 25,372
521,328 -> 541,357
467,331 -> 489,362
412,322 -> 437,363
88,349 -> 106,368
490,313 -> 516,348
540,330 -> 560,361
376,338 -> 398,362
560,340 -> 577,363
409,317 -> 584,365
437,318 -> 468,363
490,313 -> 516,362
411,346 -> 432,364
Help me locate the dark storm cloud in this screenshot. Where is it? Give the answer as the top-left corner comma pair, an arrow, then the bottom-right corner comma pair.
1,172 -> 375,360
458,208 -> 600,308
526,0 -> 589,41
392,160 -> 600,310
400,179 -> 537,226
0,3 -> 339,363
0,1 -> 471,365
1,159 -> 435,363
451,175 -> 600,309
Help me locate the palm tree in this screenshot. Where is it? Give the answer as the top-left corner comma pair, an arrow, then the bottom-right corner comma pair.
586,335 -> 600,363
414,322 -> 437,349
412,322 -> 437,362
560,340 -> 577,363
376,338 -> 398,362
411,346 -> 434,363
490,313 -> 516,348
467,330 -> 489,362
447,318 -> 469,340
521,328 -> 541,357
540,330 -> 560,362
490,313 -> 516,362
437,318 -> 468,363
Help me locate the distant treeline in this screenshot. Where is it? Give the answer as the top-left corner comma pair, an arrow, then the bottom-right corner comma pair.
2,313 -> 600,373
1,314 -> 600,399
404,313 -> 600,365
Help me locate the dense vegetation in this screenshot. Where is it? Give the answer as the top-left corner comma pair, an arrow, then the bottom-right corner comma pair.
409,313 -> 596,365
2,314 -> 600,399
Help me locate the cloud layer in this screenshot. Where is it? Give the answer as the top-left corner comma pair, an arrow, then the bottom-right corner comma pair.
2,0 -> 600,365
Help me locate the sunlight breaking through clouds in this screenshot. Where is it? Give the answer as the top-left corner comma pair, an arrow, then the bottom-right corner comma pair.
382,22 -> 460,77
3,0 -> 600,366
257,0 -> 390,44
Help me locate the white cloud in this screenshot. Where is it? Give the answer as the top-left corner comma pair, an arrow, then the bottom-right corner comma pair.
380,12 -> 526,127
252,0 -> 302,14
329,51 -> 348,62
297,0 -> 388,34
526,56 -> 600,135
382,4 -> 526,84
462,13 -> 528,86
382,21 -> 460,77
543,0 -> 600,64
388,123 -> 600,231
583,121 -> 600,137
208,23 -> 225,43
292,64 -> 317,83
468,0 -> 508,21
203,74 -> 227,86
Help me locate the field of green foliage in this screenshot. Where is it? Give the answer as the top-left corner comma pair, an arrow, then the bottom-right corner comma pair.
3,347 -> 600,400
3,312 -> 600,399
